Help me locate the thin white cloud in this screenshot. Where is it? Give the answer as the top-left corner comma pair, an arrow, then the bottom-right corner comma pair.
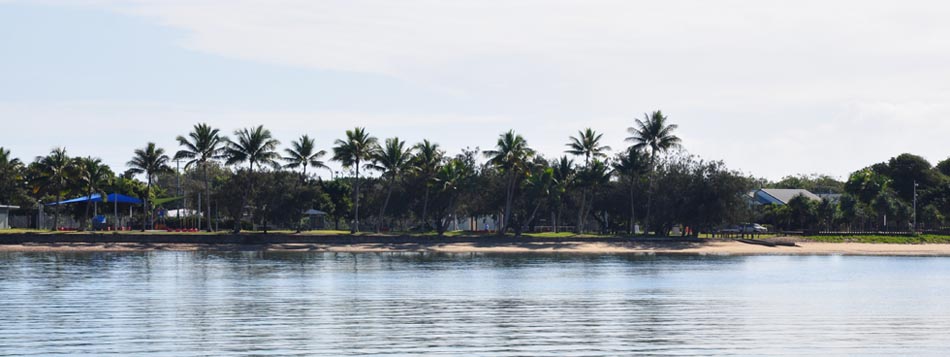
6,0 -> 950,178
0,100 -> 511,178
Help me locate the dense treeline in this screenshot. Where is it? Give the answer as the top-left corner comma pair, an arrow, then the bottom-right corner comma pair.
759,153 -> 950,233
3,112 -> 944,236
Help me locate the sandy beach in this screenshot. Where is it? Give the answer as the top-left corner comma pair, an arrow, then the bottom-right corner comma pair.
3,240 -> 950,256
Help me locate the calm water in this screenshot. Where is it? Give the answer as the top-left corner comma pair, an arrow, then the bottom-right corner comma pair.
1,252 -> 949,356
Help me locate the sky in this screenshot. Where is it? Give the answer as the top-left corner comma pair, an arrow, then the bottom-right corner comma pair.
2,0 -> 950,181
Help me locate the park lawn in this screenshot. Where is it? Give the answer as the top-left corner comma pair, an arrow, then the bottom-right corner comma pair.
0,228 -> 49,235
805,234 -> 950,244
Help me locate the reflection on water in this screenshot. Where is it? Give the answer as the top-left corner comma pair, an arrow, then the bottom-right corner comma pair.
1,252 -> 949,355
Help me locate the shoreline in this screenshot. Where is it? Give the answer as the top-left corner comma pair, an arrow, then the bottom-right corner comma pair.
4,240 -> 950,256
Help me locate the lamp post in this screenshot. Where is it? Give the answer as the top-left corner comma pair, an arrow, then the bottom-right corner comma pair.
913,180 -> 918,233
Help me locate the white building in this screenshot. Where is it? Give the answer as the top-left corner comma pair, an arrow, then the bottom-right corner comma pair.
0,204 -> 20,229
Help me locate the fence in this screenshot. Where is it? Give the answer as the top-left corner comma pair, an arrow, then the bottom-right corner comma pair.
795,230 -> 931,236
10,214 -> 81,230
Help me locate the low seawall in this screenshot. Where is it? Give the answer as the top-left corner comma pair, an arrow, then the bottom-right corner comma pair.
0,233 -> 707,246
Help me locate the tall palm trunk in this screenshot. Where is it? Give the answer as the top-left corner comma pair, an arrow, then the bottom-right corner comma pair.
576,189 -> 590,234
421,186 -> 430,231
81,189 -> 93,231
582,188 -> 596,232
352,162 -> 360,233
628,184 -> 636,235
51,190 -> 62,231
377,176 -> 395,233
234,162 -> 254,233
143,177 -> 151,231
645,150 -> 657,236
502,174 -> 516,234
203,164 -> 213,232
526,199 -> 544,230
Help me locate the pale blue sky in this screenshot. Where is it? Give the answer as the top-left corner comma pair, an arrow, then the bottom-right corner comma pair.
3,1 -> 950,180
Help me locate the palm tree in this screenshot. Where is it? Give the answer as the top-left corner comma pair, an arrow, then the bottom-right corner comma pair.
433,158 -> 473,235
523,166 -> 555,234
626,111 -> 681,163
483,130 -> 534,234
224,125 -> 281,232
574,159 -> 611,233
224,125 -> 282,172
0,147 -> 20,171
283,134 -> 328,179
566,128 -> 610,232
332,127 -> 378,233
412,139 -> 444,230
127,143 -> 171,231
368,137 -> 413,232
35,148 -> 72,231
566,128 -> 611,166
626,110 -> 681,235
74,157 -> 112,231
586,159 -> 612,233
551,156 -> 575,233
613,147 -> 650,234
0,147 -> 24,204
175,123 -> 225,232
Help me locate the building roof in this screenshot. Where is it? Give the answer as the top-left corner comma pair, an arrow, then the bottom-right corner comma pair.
46,193 -> 142,206
755,188 -> 821,205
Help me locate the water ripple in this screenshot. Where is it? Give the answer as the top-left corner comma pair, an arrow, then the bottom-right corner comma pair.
1,252 -> 949,355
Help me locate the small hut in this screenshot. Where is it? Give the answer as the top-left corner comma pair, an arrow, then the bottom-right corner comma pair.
303,209 -> 328,230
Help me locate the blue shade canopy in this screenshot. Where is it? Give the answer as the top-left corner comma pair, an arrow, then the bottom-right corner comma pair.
46,193 -> 142,206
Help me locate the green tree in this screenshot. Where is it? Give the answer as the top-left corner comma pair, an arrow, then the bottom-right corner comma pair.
225,125 -> 282,172
935,157 -> 950,177
332,127 -> 378,233
612,147 -> 650,234
224,125 -> 281,232
884,153 -> 938,203
770,174 -> 845,194
576,159 -> 611,233
431,158 -> 475,235
368,137 -> 413,232
483,130 -> 535,234
566,128 -> 611,166
646,154 -> 752,236
254,170 -> 319,233
845,168 -> 890,205
626,110 -> 681,234
550,156 -> 575,233
412,139 -> 444,230
521,166 -> 555,234
0,147 -> 29,207
320,179 -> 352,230
74,157 -> 113,231
127,143 -> 171,230
174,123 -> 226,232
35,148 -> 73,230
787,194 -> 819,230
565,128 -> 611,233
283,134 -> 328,179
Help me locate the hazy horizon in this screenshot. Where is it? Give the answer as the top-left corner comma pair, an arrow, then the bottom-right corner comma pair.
3,1 -> 950,180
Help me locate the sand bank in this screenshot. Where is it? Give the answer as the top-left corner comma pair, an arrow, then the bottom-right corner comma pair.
3,240 -> 950,256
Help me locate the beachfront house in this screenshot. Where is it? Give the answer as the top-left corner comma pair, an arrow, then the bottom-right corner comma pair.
751,188 -> 821,206
0,204 -> 19,229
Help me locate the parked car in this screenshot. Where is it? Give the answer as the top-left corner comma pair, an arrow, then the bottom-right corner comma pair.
717,225 -> 740,234
739,223 -> 768,234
